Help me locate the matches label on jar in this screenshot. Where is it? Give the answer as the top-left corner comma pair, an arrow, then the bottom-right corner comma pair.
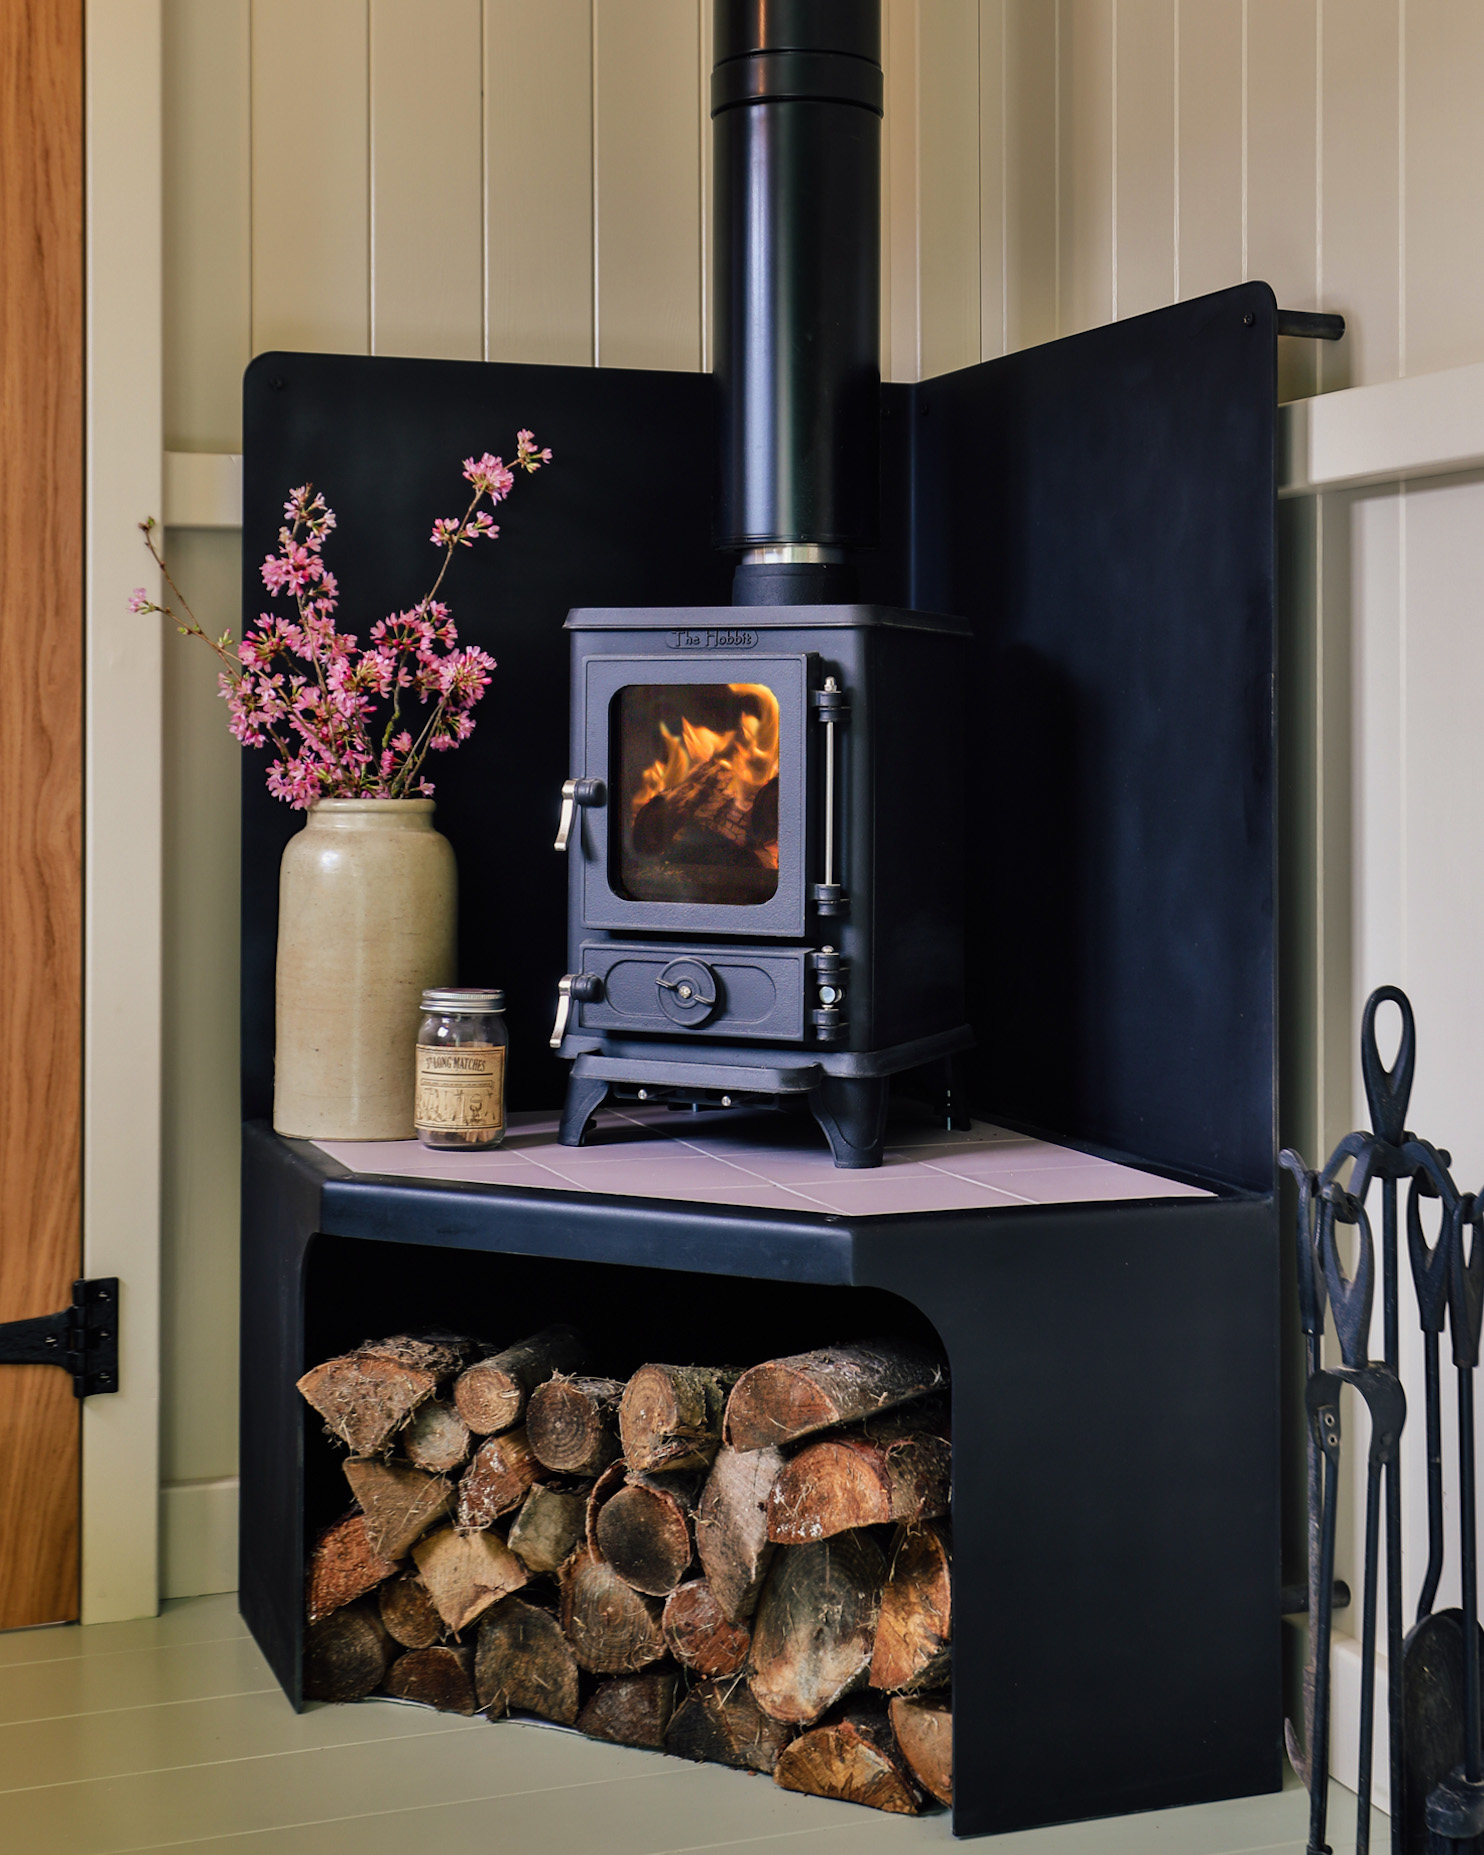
415,1043 -> 506,1133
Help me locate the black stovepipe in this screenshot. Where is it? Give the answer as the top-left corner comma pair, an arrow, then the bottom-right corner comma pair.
712,0 -> 882,602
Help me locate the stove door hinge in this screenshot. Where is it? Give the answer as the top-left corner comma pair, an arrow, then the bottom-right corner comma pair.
0,1279 -> 120,1398
810,679 -> 849,917
808,948 -> 848,1041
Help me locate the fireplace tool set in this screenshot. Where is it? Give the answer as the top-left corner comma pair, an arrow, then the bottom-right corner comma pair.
1284,986 -> 1484,1854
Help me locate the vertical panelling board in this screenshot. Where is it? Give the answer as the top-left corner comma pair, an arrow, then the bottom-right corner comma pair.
370,0 -> 484,361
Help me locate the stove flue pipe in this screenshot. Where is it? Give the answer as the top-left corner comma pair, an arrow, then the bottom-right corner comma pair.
712,0 -> 882,605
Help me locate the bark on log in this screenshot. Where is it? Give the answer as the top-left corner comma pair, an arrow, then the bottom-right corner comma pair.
384,1644 -> 477,1714
665,1678 -> 793,1774
632,756 -> 760,860
453,1326 -> 588,1435
457,1429 -> 544,1531
766,1408 -> 951,1545
412,1524 -> 528,1633
402,1398 -> 472,1475
620,1364 -> 742,1475
342,1459 -> 453,1561
506,1482 -> 588,1576
870,1522 -> 952,1694
306,1512 -> 399,1624
889,1691 -> 952,1806
695,1445 -> 784,1623
724,1341 -> 948,1453
661,1578 -> 750,1677
576,1669 -> 679,1749
559,1541 -> 667,1674
594,1476 -> 698,1596
749,1531 -> 887,1726
585,1459 -> 628,1551
774,1701 -> 922,1814
474,1594 -> 581,1723
379,1570 -> 443,1649
297,1335 -> 477,1458
527,1375 -> 624,1475
302,1600 -> 394,1702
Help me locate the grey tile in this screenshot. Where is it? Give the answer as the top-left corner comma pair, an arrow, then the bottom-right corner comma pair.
787,1174 -> 1028,1216
947,1164 -> 1209,1204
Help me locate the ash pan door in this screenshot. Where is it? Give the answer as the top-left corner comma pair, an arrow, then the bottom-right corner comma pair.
579,654 -> 809,938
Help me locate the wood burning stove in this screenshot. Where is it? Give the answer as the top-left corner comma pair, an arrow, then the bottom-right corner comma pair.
549,1 -> 972,1167
550,604 -> 973,1166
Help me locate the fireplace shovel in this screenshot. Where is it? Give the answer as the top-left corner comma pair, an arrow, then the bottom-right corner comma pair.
1422,1191 -> 1484,1854
1398,1142 -> 1477,1855
1308,1185 -> 1407,1855
1283,1147 -> 1327,1795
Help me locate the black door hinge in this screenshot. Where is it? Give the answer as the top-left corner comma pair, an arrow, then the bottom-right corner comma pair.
0,1280 -> 119,1398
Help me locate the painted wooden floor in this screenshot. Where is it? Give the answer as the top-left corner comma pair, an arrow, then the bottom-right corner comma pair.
0,1595 -> 1367,1854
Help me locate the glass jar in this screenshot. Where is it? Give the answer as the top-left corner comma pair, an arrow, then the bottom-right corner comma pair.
414,988 -> 508,1149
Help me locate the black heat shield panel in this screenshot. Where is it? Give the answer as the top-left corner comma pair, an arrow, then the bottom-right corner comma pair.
240,353 -> 731,1119
906,283 -> 1278,1193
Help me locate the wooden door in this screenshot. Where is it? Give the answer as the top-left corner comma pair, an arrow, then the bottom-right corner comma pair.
0,0 -> 85,1630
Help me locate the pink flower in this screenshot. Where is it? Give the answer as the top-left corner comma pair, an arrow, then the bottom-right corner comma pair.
391,730 -> 414,753
129,588 -> 151,613
463,453 -> 515,499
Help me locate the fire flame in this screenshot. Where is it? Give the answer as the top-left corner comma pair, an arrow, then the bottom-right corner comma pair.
631,683 -> 781,866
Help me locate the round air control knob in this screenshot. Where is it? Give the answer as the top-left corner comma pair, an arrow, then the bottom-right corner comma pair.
656,958 -> 720,1027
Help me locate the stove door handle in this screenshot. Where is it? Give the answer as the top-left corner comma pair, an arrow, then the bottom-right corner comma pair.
549,972 -> 604,1048
554,778 -> 606,852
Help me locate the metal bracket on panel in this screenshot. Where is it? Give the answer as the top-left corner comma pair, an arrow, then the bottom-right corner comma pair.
1277,309 -> 1346,341
0,1279 -> 120,1397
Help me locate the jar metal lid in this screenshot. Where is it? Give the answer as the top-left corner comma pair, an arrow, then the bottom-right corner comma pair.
420,987 -> 505,1012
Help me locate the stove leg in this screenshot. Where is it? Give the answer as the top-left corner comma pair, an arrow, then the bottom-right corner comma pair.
810,1075 -> 889,1168
559,1074 -> 610,1147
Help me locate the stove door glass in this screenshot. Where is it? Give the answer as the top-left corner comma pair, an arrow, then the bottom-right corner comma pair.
614,682 -> 781,906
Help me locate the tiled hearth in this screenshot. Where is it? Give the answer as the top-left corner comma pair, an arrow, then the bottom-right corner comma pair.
315,1107 -> 1213,1218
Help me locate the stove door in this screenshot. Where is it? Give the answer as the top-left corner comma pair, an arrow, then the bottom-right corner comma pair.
579,654 -> 808,937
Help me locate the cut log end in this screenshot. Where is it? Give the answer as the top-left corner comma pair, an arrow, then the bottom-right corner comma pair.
774,1706 -> 923,1814
577,1669 -> 679,1749
527,1375 -> 624,1476
306,1512 -> 399,1624
343,1459 -> 453,1562
662,1578 -> 751,1677
384,1644 -> 477,1714
696,1445 -> 783,1623
457,1429 -> 544,1531
506,1483 -> 588,1576
402,1398 -> 473,1475
595,1478 -> 696,1596
620,1364 -> 741,1475
475,1596 -> 580,1724
749,1531 -> 887,1726
724,1341 -> 948,1453
297,1334 -> 475,1457
453,1326 -> 589,1436
379,1571 -> 443,1649
412,1524 -> 528,1634
303,1601 -> 393,1703
560,1542 -> 667,1674
890,1692 -> 952,1806
870,1522 -> 952,1694
666,1678 -> 793,1773
767,1421 -> 950,1546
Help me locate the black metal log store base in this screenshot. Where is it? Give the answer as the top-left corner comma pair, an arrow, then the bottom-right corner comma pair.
241,1122 -> 1279,1841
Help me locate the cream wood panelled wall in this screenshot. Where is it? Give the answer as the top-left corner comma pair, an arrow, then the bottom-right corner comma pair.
155,0 -> 1484,1599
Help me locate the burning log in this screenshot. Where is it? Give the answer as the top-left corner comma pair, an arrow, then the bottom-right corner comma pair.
342,1460 -> 453,1561
306,1512 -> 399,1623
506,1482 -> 588,1575
594,1475 -> 698,1596
297,1334 -> 476,1457
560,1541 -> 667,1674
474,1595 -> 580,1724
412,1524 -> 528,1633
695,1444 -> 784,1622
870,1522 -> 952,1694
401,1398 -> 472,1475
453,1326 -> 588,1436
724,1341 -> 948,1453
385,1644 -> 477,1715
765,1408 -> 950,1545
527,1374 -> 624,1475
662,1578 -> 750,1677
665,1678 -> 793,1773
303,1600 -> 395,1703
632,756 -> 759,861
889,1692 -> 953,1806
456,1429 -> 544,1530
749,1532 -> 887,1726
774,1700 -> 923,1814
577,1670 -> 679,1749
620,1363 -> 741,1474
378,1571 -> 442,1649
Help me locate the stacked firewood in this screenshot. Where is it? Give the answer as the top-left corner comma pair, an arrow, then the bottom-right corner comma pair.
297,1326 -> 952,1815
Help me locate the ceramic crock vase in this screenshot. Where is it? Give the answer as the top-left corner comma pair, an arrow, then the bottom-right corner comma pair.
273,799 -> 457,1139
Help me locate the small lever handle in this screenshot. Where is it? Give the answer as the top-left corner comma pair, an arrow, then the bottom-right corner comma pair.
554,778 -> 606,852
549,973 -> 603,1048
